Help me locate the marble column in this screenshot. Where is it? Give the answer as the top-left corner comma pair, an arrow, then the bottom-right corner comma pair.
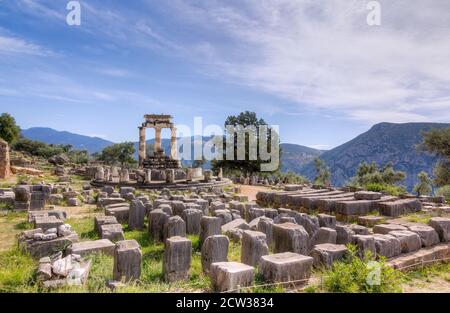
170,126 -> 177,159
139,126 -> 146,168
154,126 -> 162,154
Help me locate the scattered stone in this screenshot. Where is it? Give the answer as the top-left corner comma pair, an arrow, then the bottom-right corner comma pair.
257,217 -> 274,248
241,230 -> 269,267
163,216 -> 186,241
353,235 -> 376,258
210,262 -> 254,292
335,225 -> 355,245
67,239 -> 115,257
408,225 -> 440,247
312,227 -> 337,245
373,224 -> 407,235
113,240 -> 142,282
358,216 -> 385,227
163,236 -> 192,282
311,244 -> 348,268
200,216 -> 222,246
201,235 -> 229,273
354,191 -> 382,200
34,216 -> 64,232
221,219 -> 250,234
148,209 -> 170,242
182,208 -> 202,235
100,224 -> 125,242
373,234 -> 402,258
273,223 -> 309,255
259,252 -> 313,283
95,216 -> 119,233
128,200 -> 146,230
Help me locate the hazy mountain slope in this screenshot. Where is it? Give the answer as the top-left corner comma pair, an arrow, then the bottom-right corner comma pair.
298,122 -> 450,190
22,127 -> 114,154
280,143 -> 324,173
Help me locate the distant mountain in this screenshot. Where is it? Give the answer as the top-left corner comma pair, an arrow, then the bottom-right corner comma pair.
297,122 -> 450,191
280,143 -> 324,173
22,127 -> 114,154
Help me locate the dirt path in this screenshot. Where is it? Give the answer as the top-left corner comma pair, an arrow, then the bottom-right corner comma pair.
236,184 -> 272,202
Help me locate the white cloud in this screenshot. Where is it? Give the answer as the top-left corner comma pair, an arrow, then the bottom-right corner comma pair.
161,0 -> 450,124
0,35 -> 51,56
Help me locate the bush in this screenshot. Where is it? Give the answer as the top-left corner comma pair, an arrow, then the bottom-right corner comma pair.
323,245 -> 403,293
366,183 -> 406,196
435,185 -> 450,202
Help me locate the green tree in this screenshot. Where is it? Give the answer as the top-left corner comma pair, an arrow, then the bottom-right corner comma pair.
420,127 -> 450,186
97,142 -> 136,167
314,157 -> 331,186
212,111 -> 280,176
413,171 -> 433,196
0,113 -> 21,144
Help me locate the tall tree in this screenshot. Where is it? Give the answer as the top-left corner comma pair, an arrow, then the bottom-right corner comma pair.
314,157 -> 331,186
0,113 -> 21,144
413,171 -> 432,196
97,142 -> 137,167
420,127 -> 450,186
212,111 -> 280,175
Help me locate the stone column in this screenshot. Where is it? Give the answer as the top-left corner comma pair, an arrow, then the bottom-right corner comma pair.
154,126 -> 162,154
0,139 -> 11,179
170,126 -> 177,159
138,126 -> 146,168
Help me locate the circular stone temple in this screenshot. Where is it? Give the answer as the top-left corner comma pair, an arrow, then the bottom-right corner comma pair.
91,114 -> 230,190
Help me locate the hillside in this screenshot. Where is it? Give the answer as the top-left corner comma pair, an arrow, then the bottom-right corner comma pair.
22,128 -> 114,154
298,122 -> 450,190
280,143 -> 324,173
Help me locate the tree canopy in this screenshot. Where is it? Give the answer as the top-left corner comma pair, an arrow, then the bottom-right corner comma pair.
420,127 -> 450,187
96,142 -> 137,167
313,157 -> 331,186
0,113 -> 21,144
212,111 -> 280,175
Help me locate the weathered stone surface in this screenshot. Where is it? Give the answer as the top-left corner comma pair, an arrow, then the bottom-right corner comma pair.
200,216 -> 222,246
429,217 -> 450,242
210,201 -> 226,213
317,214 -> 336,229
336,225 -> 355,245
34,216 -> 64,232
378,199 -> 422,217
148,209 -> 170,242
373,223 -> 407,235
311,244 -> 348,268
113,240 -> 142,282
182,208 -> 202,235
171,201 -> 186,216
373,234 -> 402,258
248,208 -> 265,222
388,230 -> 422,253
389,243 -> 450,271
20,234 -> 79,258
128,200 -> 146,230
259,252 -> 313,283
98,197 -> 126,209
353,235 -> 376,258
273,223 -> 309,255
354,191 -> 382,200
163,216 -> 186,241
349,224 -> 369,235
95,216 -> 118,233
241,230 -> 269,267
67,239 -> 115,257
100,224 -> 125,242
358,216 -> 385,227
210,262 -> 254,292
407,225 -> 440,247
214,209 -> 233,226
221,219 -> 250,234
37,262 -> 52,281
257,217 -> 274,248
312,227 -> 337,245
105,206 -> 130,224
201,235 -> 229,273
163,236 -> 192,282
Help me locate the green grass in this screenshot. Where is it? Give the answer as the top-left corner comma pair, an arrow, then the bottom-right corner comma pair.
402,262 -> 450,284
0,248 -> 38,293
66,217 -> 99,240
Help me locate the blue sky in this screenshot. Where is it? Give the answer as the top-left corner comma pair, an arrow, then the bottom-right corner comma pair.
0,0 -> 449,149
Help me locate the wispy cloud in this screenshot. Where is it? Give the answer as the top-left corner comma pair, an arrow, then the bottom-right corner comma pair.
0,35 -> 52,56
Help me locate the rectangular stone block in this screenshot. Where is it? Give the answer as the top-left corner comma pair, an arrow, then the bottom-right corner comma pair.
210,262 -> 254,292
259,252 -> 313,283
163,236 -> 192,282
67,239 -> 115,257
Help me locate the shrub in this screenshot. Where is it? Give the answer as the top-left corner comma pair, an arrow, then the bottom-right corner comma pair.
435,185 -> 450,202
366,183 -> 406,196
323,245 -> 403,293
